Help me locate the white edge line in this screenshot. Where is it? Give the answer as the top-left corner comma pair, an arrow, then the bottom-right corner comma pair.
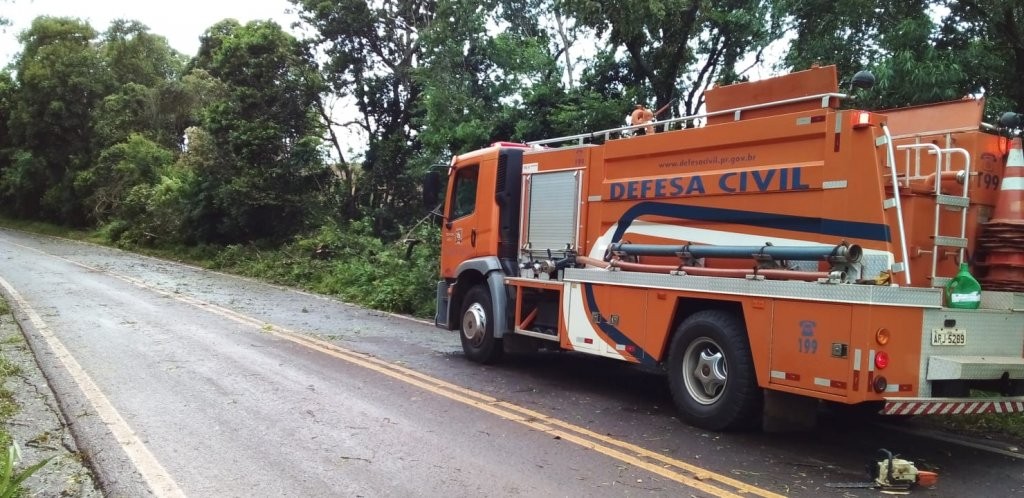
0,276 -> 187,497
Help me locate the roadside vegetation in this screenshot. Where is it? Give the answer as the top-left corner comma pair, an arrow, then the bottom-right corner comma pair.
0,298 -> 17,451
927,392 -> 1024,443
0,353 -> 16,452
0,216 -> 440,318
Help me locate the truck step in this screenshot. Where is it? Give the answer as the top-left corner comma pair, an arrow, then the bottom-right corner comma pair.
927,355 -> 1024,381
935,194 -> 970,208
932,236 -> 968,248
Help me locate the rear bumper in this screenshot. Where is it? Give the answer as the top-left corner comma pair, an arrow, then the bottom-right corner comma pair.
883,397 -> 1024,416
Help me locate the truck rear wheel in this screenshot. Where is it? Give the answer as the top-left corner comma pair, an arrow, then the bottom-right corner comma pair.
667,310 -> 762,430
460,285 -> 503,364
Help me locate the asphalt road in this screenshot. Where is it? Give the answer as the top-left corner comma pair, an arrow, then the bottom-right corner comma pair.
0,228 -> 1021,497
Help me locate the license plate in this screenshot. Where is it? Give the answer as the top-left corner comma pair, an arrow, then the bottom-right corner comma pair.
931,328 -> 967,346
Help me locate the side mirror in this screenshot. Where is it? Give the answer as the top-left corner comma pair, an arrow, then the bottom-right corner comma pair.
423,170 -> 441,208
423,170 -> 445,227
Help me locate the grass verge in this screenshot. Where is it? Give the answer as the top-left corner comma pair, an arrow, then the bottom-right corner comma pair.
0,301 -> 20,450
922,390 -> 1024,443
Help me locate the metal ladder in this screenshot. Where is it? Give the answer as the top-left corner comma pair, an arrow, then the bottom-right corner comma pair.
893,141 -> 972,287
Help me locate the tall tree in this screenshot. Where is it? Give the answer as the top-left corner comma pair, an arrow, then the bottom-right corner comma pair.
779,0 -> 882,77
779,1 -> 1013,111
562,0 -> 783,119
940,0 -> 1024,116
101,20 -> 186,89
189,19 -> 327,243
291,0 -> 434,235
92,20 -> 190,151
3,17 -> 107,224
418,0 -> 573,155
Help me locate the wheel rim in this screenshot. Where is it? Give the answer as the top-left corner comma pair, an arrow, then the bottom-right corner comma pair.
462,303 -> 487,347
681,337 -> 728,405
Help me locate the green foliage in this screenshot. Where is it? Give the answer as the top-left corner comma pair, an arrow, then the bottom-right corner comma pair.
931,412 -> 1024,440
112,163 -> 202,246
562,0 -> 783,117
100,19 -> 186,89
213,220 -> 440,317
293,0 -> 431,236
780,0 -> 1022,114
418,0 -> 576,155
188,19 -> 328,244
0,351 -> 18,462
0,151 -> 46,218
3,17 -> 108,225
76,134 -> 174,225
0,444 -> 52,498
939,0 -> 1024,117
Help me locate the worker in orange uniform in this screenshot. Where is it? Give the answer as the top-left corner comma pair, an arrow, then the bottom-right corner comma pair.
630,104 -> 655,135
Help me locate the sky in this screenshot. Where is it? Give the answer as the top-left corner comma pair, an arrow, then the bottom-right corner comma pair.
1,0 -> 302,65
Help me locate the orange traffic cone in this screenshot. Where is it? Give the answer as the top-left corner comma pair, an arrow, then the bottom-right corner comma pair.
990,137 -> 1024,224
979,136 -> 1024,291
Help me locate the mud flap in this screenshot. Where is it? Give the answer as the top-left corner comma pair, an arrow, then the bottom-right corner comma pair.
434,280 -> 450,329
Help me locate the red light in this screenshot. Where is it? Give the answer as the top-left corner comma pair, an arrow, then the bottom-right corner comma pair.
875,351 -> 890,369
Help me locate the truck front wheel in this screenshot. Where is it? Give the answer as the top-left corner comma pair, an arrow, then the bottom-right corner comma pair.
667,310 -> 762,430
460,285 -> 503,364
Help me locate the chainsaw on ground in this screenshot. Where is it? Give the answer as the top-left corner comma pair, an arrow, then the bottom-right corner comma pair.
826,449 -> 939,491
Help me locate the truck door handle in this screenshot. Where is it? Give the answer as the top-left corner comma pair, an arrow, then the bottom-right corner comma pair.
471,229 -> 477,247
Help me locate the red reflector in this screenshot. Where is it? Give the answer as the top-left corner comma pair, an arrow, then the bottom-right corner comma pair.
875,351 -> 890,369
810,115 -> 826,123
625,345 -> 636,354
583,338 -> 593,344
853,111 -> 872,129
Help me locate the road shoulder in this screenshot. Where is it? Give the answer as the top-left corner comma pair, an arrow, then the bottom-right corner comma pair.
0,312 -> 101,496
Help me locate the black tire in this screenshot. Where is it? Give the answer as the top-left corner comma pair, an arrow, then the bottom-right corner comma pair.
666,310 -> 762,431
459,285 -> 503,364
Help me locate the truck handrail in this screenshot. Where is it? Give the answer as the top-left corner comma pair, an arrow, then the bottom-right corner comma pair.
527,92 -> 850,147
881,123 -> 912,286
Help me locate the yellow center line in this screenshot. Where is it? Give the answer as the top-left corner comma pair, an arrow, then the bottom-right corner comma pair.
6,238 -> 786,498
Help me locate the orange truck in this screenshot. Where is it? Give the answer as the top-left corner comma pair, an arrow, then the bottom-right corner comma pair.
429,66 -> 1024,430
